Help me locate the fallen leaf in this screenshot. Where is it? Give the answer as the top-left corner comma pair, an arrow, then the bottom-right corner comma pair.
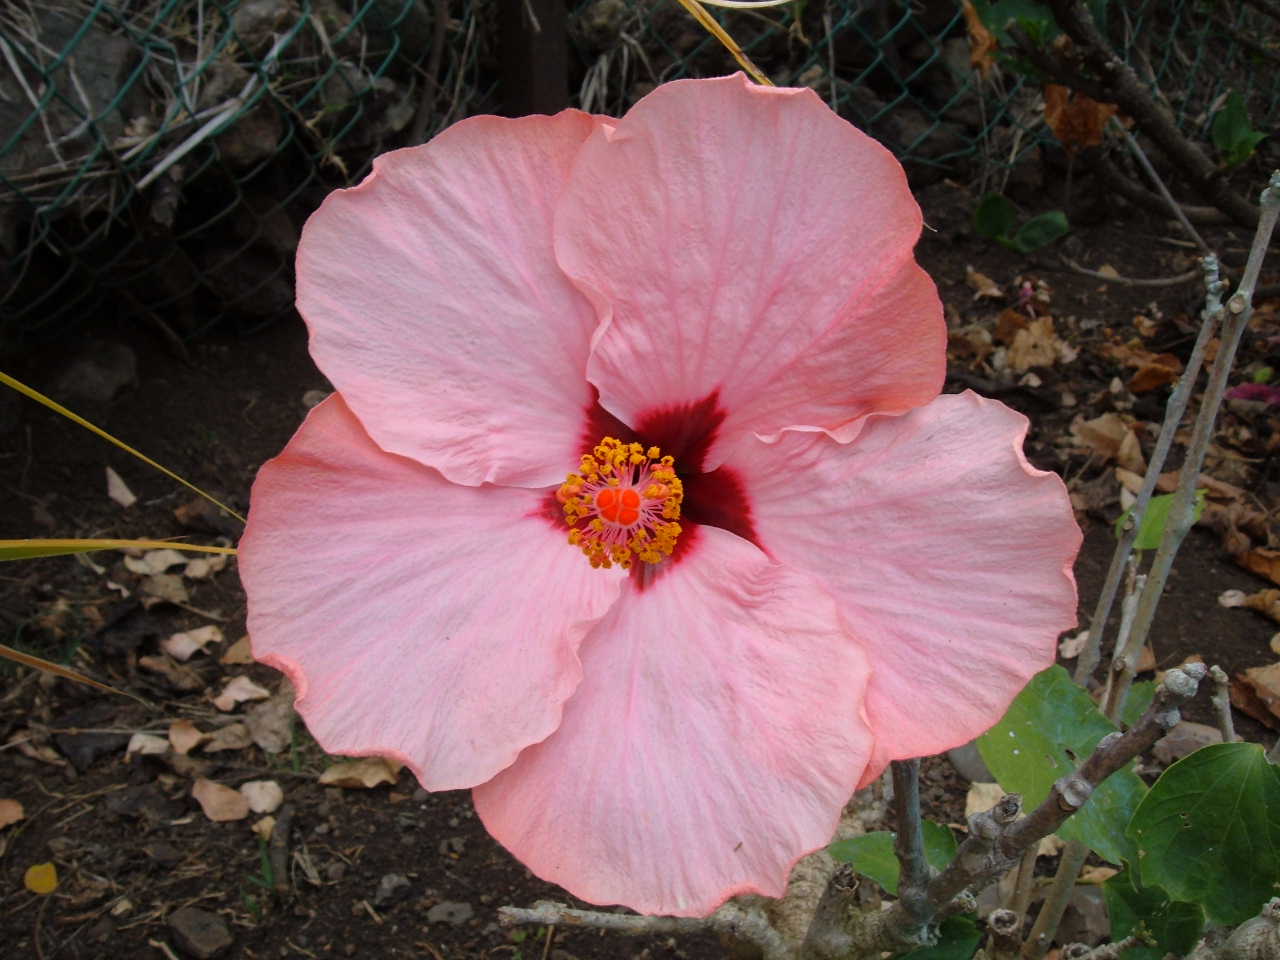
24,862 -> 58,894
138,655 -> 205,692
961,0 -> 996,77
246,683 -> 295,754
192,778 -> 250,822
126,733 -> 170,758
1008,317 -> 1062,373
1272,634 -> 1280,656
141,573 -> 189,606
106,467 -> 137,508
948,324 -> 995,367
995,307 -> 1028,345
1044,83 -> 1118,152
162,626 -> 224,662
1114,467 -> 1144,495
0,799 -> 24,829
1079,865 -> 1119,884
1231,664 -> 1280,728
1059,630 -> 1089,659
213,675 -> 272,712
124,549 -> 190,576
169,719 -> 207,755
252,816 -> 277,841
963,781 -> 1004,820
183,553 -> 228,580
1095,263 -> 1120,279
319,756 -> 401,789
240,780 -> 284,814
220,635 -> 254,665
966,265 -> 1004,301
204,723 -> 252,753
1239,548 -> 1280,586
1220,588 -> 1280,623
1070,413 -> 1146,473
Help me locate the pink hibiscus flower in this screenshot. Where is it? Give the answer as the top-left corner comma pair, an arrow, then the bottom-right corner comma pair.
239,74 -> 1080,917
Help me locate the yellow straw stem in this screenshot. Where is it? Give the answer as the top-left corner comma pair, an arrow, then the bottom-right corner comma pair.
0,538 -> 237,561
0,643 -> 149,704
0,370 -> 247,524
672,0 -> 775,86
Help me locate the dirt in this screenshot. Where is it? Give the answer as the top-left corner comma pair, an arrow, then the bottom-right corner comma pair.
1,177 -> 1278,959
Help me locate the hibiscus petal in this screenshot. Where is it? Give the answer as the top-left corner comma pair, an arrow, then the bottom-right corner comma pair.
557,74 -> 943,465
738,392 -> 1080,784
298,111 -> 604,487
239,395 -> 625,790
473,526 -> 872,917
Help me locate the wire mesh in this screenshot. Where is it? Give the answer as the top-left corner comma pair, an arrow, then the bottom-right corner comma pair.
568,0 -> 1279,194
0,0 -> 496,345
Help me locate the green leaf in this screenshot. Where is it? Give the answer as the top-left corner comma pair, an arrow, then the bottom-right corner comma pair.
973,193 -> 1018,241
977,665 -> 1146,864
1211,91 -> 1268,166
894,915 -> 982,960
1113,490 -> 1206,551
972,0 -> 1055,45
1128,742 -> 1280,925
1103,866 -> 1204,960
1011,210 -> 1069,252
1253,366 -> 1274,384
1120,680 -> 1156,730
828,821 -> 958,895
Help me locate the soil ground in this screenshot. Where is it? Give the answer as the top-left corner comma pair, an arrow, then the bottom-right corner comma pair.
1,177 -> 1278,960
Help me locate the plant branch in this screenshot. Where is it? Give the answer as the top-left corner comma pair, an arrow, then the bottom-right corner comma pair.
1087,150 -> 1233,226
1073,256 -> 1224,687
1021,841 -> 1088,959
1118,173 -> 1280,714
891,759 -> 930,926
1209,665 -> 1236,743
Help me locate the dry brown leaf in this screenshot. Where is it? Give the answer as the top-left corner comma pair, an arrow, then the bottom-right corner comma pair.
966,265 -> 1004,301
961,0 -> 997,77
138,654 -> 205,692
1239,548 -> 1280,587
1044,83 -> 1118,151
1079,865 -> 1119,885
994,307 -> 1028,345
318,756 -> 401,789
1070,413 -> 1146,473
1059,630 -> 1088,659
246,683 -> 295,754
213,675 -> 272,712
192,778 -> 250,822
162,626 -> 224,662
24,862 -> 58,894
1008,317 -> 1063,373
169,718 -> 207,756
963,782 -> 1004,821
204,722 -> 252,753
252,816 -> 277,841
1230,663 -> 1280,729
240,780 -> 284,814
106,466 -> 137,508
126,733 -> 170,758
0,799 -> 24,829
1221,588 -> 1280,623
1114,466 -> 1144,495
220,635 -> 254,665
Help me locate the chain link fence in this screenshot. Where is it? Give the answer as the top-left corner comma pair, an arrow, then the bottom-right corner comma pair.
569,0 -> 1279,193
0,0 -> 495,345
2,1 -> 1276,347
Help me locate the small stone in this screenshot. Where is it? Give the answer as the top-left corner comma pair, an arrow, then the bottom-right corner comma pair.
425,901 -> 473,926
438,835 -> 466,857
168,906 -> 233,958
374,873 -> 411,907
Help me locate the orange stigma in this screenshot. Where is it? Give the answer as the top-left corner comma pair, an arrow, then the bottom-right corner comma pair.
557,437 -> 683,569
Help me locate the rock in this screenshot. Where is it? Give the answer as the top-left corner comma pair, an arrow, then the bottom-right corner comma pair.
168,906 -> 233,958
426,900 -> 473,926
373,873 -> 411,907
1153,720 -> 1223,766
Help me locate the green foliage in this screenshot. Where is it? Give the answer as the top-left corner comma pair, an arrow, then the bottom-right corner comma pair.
1211,91 -> 1268,167
1120,680 -> 1155,730
977,666 -> 1146,864
971,0 -> 1109,48
894,915 -> 982,960
1253,365 -> 1274,384
1104,866 -> 1204,960
828,821 -> 957,896
973,194 -> 1070,253
1128,742 -> 1280,925
1113,490 -> 1207,551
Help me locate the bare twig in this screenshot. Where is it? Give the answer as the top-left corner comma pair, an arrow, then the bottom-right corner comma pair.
1116,173 -> 1280,718
408,0 -> 448,145
1209,665 -> 1237,744
1060,257 -> 1200,287
1021,842 -> 1088,960
1115,122 -> 1210,254
1074,256 -> 1225,687
499,900 -> 789,960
